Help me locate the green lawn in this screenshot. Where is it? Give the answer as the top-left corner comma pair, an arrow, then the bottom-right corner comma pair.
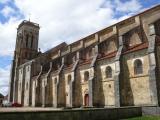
126,116 -> 160,120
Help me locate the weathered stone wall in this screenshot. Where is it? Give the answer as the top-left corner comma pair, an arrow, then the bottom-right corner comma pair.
120,49 -> 151,106
64,72 -> 71,107
73,67 -> 82,107
45,76 -> 52,106
0,107 -> 142,120
57,72 -> 65,107
51,75 -> 58,107
24,65 -> 32,106
97,57 -> 116,107
10,5 -> 160,108
17,68 -> 24,104
155,46 -> 160,105
79,64 -> 89,106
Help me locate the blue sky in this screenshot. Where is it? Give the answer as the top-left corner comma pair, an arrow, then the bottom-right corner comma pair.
0,56 -> 11,68
0,0 -> 159,95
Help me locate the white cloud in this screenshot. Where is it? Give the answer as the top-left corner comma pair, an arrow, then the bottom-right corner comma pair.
0,0 -> 143,95
115,0 -> 142,12
14,0 -> 116,51
0,0 -> 142,54
13,0 -> 141,51
1,6 -> 15,18
0,18 -> 20,56
0,65 -> 10,95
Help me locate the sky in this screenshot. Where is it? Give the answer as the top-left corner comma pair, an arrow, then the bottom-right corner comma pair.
0,0 -> 159,96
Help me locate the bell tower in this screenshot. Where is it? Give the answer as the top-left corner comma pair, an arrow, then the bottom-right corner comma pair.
15,20 -> 40,65
8,20 -> 40,102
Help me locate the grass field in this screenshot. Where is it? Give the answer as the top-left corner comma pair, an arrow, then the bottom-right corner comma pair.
126,116 -> 160,120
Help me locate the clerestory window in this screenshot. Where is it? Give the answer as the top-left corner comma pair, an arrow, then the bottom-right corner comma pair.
134,59 -> 143,75
105,66 -> 112,78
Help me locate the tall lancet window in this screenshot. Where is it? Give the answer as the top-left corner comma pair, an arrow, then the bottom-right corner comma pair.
68,75 -> 71,85
31,35 -> 34,48
26,34 -> 29,48
105,66 -> 112,78
84,71 -> 89,82
134,59 -> 143,75
54,78 -> 57,84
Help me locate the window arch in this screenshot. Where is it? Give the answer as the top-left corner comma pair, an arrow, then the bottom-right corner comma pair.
134,59 -> 143,75
84,71 -> 89,81
105,66 -> 112,78
67,75 -> 71,85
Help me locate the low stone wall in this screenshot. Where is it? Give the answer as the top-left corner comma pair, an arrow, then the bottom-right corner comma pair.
0,107 -> 142,120
142,106 -> 160,115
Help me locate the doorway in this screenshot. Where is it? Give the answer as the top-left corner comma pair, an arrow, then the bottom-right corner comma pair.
84,94 -> 89,106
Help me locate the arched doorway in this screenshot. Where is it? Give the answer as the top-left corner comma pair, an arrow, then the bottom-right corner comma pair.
84,94 -> 89,106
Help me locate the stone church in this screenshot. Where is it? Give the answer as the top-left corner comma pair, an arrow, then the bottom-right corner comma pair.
8,5 -> 160,108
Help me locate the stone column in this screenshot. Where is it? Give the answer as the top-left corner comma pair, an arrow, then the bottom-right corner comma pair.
42,78 -> 47,107
68,72 -> 76,108
32,80 -> 36,107
88,77 -> 93,107
24,64 -> 32,107
89,68 -> 94,107
13,79 -> 17,103
114,36 -> 123,107
13,69 -> 18,103
69,77 -> 73,108
55,83 -> 58,108
42,63 -> 52,107
147,24 -> 158,106
53,76 -> 59,108
55,58 -> 64,108
32,66 -> 42,107
70,55 -> 79,108
88,45 -> 98,107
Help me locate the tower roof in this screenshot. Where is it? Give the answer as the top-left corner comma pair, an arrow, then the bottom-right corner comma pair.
18,20 -> 40,29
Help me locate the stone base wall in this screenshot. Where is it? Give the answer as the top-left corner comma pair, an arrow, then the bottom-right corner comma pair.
0,107 -> 142,120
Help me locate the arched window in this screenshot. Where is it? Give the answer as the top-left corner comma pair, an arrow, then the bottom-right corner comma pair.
84,71 -> 89,82
68,75 -> 71,85
134,59 -> 143,75
26,82 -> 29,90
19,82 -> 21,90
26,34 -> 29,47
54,78 -> 57,84
31,35 -> 34,48
105,66 -> 112,78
